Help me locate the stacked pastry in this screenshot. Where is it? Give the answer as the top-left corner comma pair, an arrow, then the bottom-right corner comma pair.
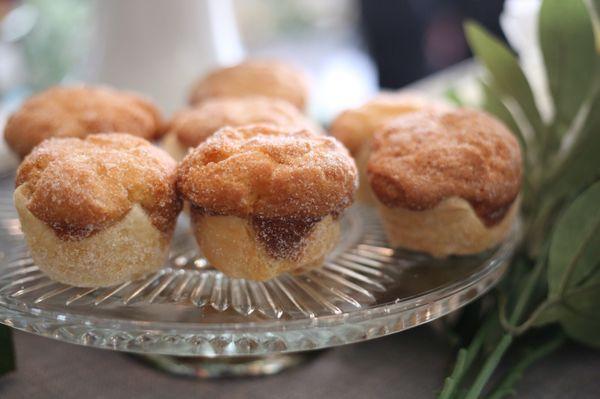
4,59 -> 359,286
14,134 -> 181,287
4,85 -> 164,158
188,59 -> 309,111
177,124 -> 356,280
163,59 -> 318,160
174,60 -> 355,280
331,97 -> 522,258
6,86 -> 178,287
330,93 -> 450,202
369,109 -> 521,257
3,58 -> 522,288
162,96 -> 319,161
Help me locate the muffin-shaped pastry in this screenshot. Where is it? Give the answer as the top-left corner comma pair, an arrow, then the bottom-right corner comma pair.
14,133 -> 182,287
188,60 -> 309,111
367,109 -> 522,258
162,96 -> 321,160
330,93 -> 451,202
4,85 -> 163,158
177,124 -> 357,281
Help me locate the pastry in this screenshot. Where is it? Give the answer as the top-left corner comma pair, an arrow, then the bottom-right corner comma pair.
330,92 -> 450,202
367,109 -> 522,258
14,133 -> 182,287
4,85 -> 163,158
188,59 -> 309,111
177,124 -> 357,280
162,96 -> 320,160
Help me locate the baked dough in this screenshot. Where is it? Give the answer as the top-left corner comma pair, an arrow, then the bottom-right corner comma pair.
368,109 -> 522,257
4,85 -> 163,158
330,92 -> 450,202
330,92 -> 450,156
377,197 -> 519,258
193,214 -> 340,281
188,60 -> 309,111
162,96 -> 320,160
14,133 -> 182,286
177,124 -> 357,280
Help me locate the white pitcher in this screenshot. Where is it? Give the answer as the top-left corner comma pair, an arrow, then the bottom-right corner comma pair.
85,0 -> 244,113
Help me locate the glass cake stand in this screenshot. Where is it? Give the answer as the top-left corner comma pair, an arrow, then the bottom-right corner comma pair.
0,172 -> 519,377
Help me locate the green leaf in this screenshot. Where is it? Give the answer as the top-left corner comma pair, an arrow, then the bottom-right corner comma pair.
0,325 -> 15,376
480,80 -> 526,152
540,0 -> 597,129
591,1 -> 600,52
563,278 -> 600,313
537,278 -> 600,328
534,302 -> 562,327
465,21 -> 545,139
480,80 -> 536,207
558,303 -> 600,348
547,181 -> 600,347
548,181 -> 600,295
546,93 -> 600,203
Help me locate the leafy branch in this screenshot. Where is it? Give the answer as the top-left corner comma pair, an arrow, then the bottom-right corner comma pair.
438,0 -> 600,397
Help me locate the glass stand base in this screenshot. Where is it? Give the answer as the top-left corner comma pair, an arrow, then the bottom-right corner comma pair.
132,352 -> 322,378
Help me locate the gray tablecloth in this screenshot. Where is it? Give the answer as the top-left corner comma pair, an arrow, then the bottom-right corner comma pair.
1,327 -> 598,399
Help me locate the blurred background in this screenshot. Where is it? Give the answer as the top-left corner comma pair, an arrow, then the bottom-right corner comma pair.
0,0 -> 511,120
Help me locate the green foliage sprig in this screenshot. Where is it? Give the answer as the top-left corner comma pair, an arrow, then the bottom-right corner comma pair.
439,0 -> 600,397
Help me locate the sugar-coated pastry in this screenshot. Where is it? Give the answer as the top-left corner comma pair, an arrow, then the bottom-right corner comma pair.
162,96 -> 320,160
188,60 -> 309,111
177,124 -> 357,280
330,93 -> 451,202
367,109 -> 522,258
14,133 -> 182,287
330,92 -> 450,156
4,85 -> 163,158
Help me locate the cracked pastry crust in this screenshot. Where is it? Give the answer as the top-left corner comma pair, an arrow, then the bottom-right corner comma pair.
162,96 -> 320,160
330,92 -> 451,203
177,124 -> 357,218
177,124 -> 357,280
368,109 -> 522,257
188,60 -> 309,111
14,133 -> 182,287
4,85 -> 163,158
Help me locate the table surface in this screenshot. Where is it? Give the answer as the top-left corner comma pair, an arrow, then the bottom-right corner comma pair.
1,327 -> 599,399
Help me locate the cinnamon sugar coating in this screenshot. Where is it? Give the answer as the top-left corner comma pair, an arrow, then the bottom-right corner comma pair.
188,60 -> 309,111
368,109 -> 522,226
4,85 -> 163,158
330,92 -> 451,156
16,133 -> 182,240
177,124 -> 357,218
168,96 -> 317,148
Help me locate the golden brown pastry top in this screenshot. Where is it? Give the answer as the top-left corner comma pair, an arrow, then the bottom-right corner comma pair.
168,96 -> 317,148
4,85 -> 164,158
16,133 -> 181,240
330,92 -> 451,156
188,60 -> 309,111
368,109 -> 522,226
177,124 -> 357,218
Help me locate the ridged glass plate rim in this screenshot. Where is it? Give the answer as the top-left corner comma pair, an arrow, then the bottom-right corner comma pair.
0,233 -> 516,333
